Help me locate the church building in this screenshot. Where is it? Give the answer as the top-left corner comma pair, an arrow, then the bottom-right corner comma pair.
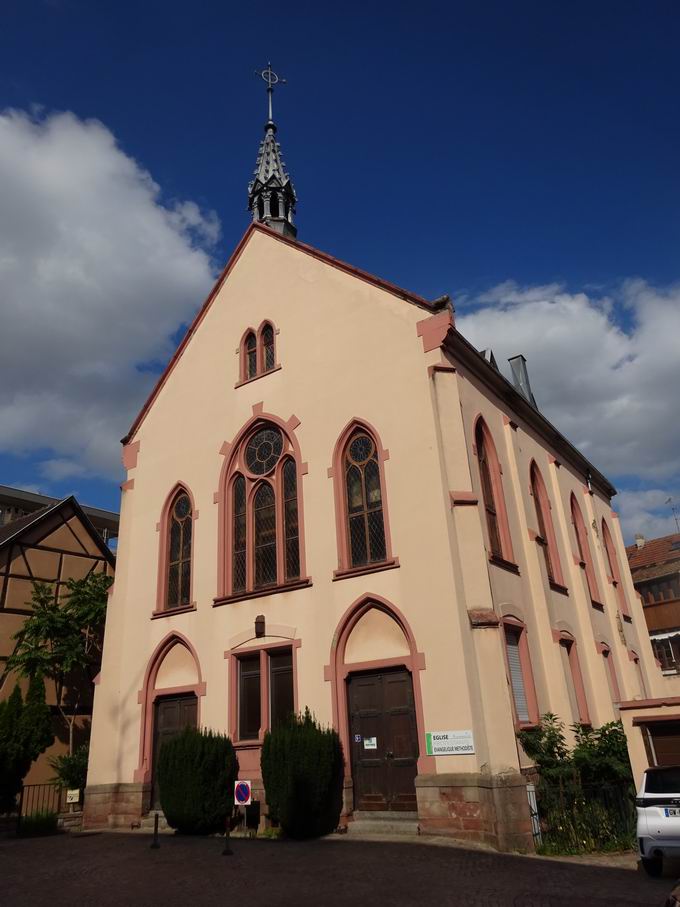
84,69 -> 663,850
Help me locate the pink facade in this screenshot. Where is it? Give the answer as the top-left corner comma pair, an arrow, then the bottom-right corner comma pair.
86,224 -> 663,849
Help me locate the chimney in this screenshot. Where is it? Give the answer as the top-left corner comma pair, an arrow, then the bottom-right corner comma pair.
508,354 -> 538,409
634,534 -> 645,549
481,349 -> 499,371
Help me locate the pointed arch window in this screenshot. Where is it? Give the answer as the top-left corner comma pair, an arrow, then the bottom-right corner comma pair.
530,463 -> 565,588
219,420 -> 308,601
570,495 -> 602,606
330,421 -> 397,577
155,486 -> 196,615
474,419 -> 514,564
602,518 -> 630,619
238,322 -> 278,385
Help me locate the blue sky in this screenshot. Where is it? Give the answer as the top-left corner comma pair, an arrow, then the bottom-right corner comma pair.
0,1 -> 678,540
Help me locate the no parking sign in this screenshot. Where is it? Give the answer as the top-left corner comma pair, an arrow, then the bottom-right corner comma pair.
234,780 -> 252,806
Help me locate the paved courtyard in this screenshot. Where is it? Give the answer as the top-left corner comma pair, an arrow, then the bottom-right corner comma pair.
0,832 -> 674,906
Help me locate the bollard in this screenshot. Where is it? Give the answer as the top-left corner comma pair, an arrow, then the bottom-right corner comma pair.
222,809 -> 233,856
150,811 -> 160,849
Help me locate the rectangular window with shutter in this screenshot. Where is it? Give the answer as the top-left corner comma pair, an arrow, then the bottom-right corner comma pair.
504,625 -> 530,724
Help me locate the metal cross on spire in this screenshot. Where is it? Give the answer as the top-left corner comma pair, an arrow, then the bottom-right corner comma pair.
256,62 -> 286,123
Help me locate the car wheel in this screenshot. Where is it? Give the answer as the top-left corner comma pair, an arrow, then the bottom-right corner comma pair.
641,855 -> 663,877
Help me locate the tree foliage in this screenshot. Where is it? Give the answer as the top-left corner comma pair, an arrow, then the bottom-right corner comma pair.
0,679 -> 54,813
157,727 -> 239,835
261,708 -> 344,839
51,744 -> 89,790
6,573 -> 112,754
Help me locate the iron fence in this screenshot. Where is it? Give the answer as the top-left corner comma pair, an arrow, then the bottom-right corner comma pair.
530,780 -> 636,855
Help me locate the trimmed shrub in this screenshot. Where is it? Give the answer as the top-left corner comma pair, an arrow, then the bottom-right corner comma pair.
157,727 -> 238,835
261,708 -> 343,839
51,744 -> 89,791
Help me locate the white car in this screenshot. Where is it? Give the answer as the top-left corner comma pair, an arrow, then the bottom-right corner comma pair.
636,765 -> 680,876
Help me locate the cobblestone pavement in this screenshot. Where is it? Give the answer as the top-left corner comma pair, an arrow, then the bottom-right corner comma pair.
0,832 -> 673,906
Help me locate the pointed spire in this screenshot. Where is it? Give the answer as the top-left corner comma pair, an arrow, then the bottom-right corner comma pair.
248,64 -> 298,238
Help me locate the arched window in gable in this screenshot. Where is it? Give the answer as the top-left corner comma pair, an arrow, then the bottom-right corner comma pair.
570,494 -> 602,606
602,518 -> 630,618
530,462 -> 564,587
156,485 -> 196,614
221,420 -> 307,599
260,322 -> 276,373
329,420 -> 396,576
344,429 -> 386,568
474,418 -> 513,563
239,323 -> 278,385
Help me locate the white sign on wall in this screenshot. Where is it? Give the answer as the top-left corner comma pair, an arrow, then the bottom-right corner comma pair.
425,730 -> 475,756
66,789 -> 80,804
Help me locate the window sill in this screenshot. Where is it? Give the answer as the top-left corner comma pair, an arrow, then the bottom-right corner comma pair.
333,558 -> 400,581
590,599 -> 605,612
151,603 -> 197,619
549,581 -> 569,596
234,365 -> 281,389
517,720 -> 539,732
233,738 -> 264,750
488,554 -> 520,576
213,578 -> 312,607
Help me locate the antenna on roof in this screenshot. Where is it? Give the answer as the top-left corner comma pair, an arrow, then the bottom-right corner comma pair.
666,497 -> 680,534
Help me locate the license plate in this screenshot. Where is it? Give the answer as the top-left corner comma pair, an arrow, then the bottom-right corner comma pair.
664,808 -> 680,817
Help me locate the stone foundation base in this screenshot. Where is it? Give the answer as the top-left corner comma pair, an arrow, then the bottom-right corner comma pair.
83,783 -> 150,830
57,810 -> 83,832
415,771 -> 533,853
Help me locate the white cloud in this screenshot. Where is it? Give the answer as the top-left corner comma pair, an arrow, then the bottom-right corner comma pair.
457,280 -> 680,483
615,489 -> 680,543
0,109 -> 220,478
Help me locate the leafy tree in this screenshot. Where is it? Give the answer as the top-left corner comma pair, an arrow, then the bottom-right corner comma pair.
261,708 -> 344,839
572,721 -> 633,785
157,727 -> 239,835
6,573 -> 112,755
51,744 -> 89,790
517,713 -> 573,783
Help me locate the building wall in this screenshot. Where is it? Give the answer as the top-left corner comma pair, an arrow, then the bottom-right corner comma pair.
86,227 -> 662,846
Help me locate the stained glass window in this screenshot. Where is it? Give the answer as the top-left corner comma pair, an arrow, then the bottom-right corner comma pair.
167,491 -> 192,609
232,475 -> 247,593
262,324 -> 275,372
245,332 -> 257,380
344,432 -> 386,568
283,459 -> 300,580
245,427 -> 283,475
254,482 -> 277,588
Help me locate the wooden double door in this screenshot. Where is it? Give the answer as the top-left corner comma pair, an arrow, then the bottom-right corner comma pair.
151,694 -> 197,808
347,669 -> 419,812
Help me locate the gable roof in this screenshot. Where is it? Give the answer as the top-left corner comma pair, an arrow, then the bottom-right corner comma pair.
627,531 -> 680,579
0,496 -> 116,567
122,222 -> 448,445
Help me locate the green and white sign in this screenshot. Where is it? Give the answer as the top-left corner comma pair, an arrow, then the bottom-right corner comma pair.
425,730 -> 475,756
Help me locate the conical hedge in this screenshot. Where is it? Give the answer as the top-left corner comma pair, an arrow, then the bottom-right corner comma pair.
157,727 -> 238,835
261,708 -> 343,839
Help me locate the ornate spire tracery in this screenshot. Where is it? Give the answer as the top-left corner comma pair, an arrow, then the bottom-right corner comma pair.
248,63 -> 298,238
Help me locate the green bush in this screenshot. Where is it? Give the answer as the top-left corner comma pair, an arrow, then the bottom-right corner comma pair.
157,727 -> 238,835
18,810 -> 59,837
0,678 -> 54,814
261,708 -> 343,839
51,744 -> 89,790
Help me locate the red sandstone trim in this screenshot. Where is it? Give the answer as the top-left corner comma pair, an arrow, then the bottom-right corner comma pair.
151,603 -> 197,619
328,418 -> 396,574
416,310 -> 455,353
324,594 -> 435,782
502,416 -> 518,431
213,578 -> 312,606
332,559 -> 400,581
123,223 -> 442,444
472,414 -> 515,564
553,630 -> 590,724
155,483 -> 198,616
214,410 -> 309,598
632,714 -> 680,726
134,632 -> 206,784
235,364 -> 282,388
120,479 -> 135,492
619,696 -> 680,711
602,518 -> 631,619
122,440 -> 140,471
501,616 -> 540,728
468,608 -> 500,628
548,456 -> 561,467
596,641 -> 622,703
450,491 -> 479,507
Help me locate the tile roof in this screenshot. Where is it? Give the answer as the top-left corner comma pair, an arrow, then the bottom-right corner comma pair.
626,531 -> 680,577
0,504 -> 54,546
